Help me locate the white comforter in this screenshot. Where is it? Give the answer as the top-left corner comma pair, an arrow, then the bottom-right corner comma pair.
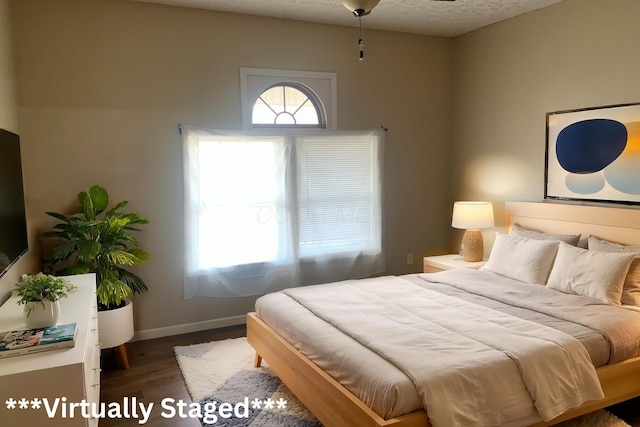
283,275 -> 604,427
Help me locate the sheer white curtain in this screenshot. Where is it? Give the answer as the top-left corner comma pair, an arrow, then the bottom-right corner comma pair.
182,125 -> 384,298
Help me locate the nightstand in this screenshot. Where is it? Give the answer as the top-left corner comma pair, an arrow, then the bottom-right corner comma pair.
423,254 -> 486,273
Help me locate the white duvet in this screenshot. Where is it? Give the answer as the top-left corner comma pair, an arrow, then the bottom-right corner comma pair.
283,275 -> 604,427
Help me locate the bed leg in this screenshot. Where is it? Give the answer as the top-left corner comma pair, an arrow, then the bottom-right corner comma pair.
254,353 -> 263,368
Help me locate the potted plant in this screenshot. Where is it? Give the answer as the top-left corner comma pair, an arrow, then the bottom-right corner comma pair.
15,274 -> 73,328
43,185 -> 150,356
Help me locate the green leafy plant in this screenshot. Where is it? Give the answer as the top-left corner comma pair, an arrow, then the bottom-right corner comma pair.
16,274 -> 72,317
43,185 -> 150,310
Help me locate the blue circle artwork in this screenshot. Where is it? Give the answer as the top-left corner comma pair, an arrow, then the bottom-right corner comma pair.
556,119 -> 628,173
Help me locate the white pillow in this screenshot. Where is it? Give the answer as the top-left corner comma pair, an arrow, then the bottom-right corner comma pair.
588,235 -> 640,306
547,241 -> 636,305
484,233 -> 559,284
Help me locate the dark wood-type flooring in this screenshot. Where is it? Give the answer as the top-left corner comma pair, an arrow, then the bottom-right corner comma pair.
99,326 -> 639,427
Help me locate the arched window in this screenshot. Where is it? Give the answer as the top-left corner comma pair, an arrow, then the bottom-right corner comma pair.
251,83 -> 326,128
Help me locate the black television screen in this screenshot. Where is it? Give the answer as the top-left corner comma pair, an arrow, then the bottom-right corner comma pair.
0,129 -> 28,277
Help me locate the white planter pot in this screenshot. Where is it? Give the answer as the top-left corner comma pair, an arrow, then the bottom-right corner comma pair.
24,299 -> 60,329
98,300 -> 135,349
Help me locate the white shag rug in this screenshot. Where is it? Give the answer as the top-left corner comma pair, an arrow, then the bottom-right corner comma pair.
174,337 -> 630,427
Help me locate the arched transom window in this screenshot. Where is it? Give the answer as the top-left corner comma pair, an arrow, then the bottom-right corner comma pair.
252,83 -> 326,128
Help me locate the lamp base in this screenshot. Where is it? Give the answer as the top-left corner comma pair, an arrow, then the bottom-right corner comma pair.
461,229 -> 484,262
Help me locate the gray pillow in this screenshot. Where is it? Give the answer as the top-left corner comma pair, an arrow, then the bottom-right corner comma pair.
510,224 -> 580,246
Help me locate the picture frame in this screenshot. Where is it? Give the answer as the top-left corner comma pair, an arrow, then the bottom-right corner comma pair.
545,102 -> 640,205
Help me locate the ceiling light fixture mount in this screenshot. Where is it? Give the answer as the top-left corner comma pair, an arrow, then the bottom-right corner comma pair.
341,0 -> 456,60
341,0 -> 381,17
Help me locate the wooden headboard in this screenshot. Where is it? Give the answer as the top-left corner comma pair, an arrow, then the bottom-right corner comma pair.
505,201 -> 640,246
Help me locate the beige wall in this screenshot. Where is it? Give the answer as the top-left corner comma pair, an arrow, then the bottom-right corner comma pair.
9,0 -> 453,332
0,0 -> 38,302
10,0 -> 637,333
452,0 -> 640,228
0,0 -> 17,133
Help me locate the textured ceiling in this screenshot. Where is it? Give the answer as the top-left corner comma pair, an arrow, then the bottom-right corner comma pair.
131,0 -> 565,37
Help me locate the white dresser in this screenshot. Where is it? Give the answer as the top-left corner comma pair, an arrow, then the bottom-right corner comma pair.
0,274 -> 100,427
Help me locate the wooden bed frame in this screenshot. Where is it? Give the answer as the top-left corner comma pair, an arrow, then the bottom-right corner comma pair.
247,201 -> 640,427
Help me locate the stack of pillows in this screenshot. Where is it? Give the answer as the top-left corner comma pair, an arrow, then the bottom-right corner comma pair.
483,224 -> 640,306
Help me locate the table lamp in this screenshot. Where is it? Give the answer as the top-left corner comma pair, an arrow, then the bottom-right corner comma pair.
451,201 -> 494,262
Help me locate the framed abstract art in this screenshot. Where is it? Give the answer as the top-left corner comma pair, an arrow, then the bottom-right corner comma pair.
545,102 -> 640,205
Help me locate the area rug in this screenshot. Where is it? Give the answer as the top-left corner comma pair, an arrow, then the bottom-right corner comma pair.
174,337 -> 630,427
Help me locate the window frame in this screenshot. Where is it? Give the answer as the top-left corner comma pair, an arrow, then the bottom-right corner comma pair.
240,68 -> 337,131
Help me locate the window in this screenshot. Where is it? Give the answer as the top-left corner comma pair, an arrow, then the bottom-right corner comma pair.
296,136 -> 378,256
182,127 -> 384,298
196,136 -> 287,268
252,83 -> 325,128
240,68 -> 337,130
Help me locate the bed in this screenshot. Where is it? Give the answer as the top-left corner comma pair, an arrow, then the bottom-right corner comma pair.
246,201 -> 640,427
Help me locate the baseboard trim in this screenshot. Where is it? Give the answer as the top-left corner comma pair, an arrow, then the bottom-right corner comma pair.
132,314 -> 247,342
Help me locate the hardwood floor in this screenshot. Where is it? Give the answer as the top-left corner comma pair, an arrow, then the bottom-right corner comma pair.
99,326 -> 640,427
99,325 -> 246,427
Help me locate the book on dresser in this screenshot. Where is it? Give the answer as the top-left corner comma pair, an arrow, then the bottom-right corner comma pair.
0,322 -> 77,358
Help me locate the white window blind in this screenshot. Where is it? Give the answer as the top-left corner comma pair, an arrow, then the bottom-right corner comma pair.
182,126 -> 384,298
297,135 -> 381,257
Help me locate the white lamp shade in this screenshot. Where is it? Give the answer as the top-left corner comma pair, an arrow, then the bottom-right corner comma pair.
451,201 -> 495,230
342,0 -> 381,15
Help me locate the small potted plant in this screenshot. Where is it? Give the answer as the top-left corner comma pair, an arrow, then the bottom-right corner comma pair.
15,274 -> 74,328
